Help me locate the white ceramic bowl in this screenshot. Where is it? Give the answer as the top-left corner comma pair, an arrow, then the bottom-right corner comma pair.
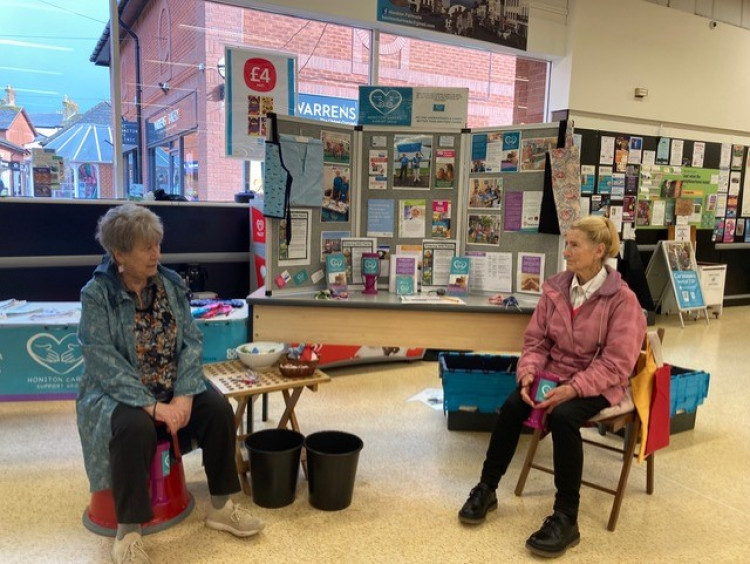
235,342 -> 286,369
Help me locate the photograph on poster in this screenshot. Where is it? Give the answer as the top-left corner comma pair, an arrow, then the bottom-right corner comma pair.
322,165 -> 350,222
321,130 -> 351,164
467,214 -> 501,245
664,241 -> 693,272
320,230 -> 351,262
521,137 -> 557,171
393,135 -> 432,189
468,176 -> 503,209
376,0 -> 529,51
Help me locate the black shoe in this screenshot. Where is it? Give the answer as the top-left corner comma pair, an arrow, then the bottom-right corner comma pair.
525,512 -> 580,558
458,483 -> 497,524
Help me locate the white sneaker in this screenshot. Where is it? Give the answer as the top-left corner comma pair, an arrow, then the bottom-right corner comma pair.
205,500 -> 264,537
111,532 -> 151,564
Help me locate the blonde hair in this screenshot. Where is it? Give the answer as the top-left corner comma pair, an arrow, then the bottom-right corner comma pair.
570,216 -> 620,258
95,203 -> 163,256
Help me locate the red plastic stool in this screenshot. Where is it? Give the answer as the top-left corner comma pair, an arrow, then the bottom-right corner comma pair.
82,428 -> 194,537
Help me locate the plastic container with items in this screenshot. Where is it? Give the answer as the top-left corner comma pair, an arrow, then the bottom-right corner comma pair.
193,301 -> 249,363
669,365 -> 710,434
235,341 -> 286,369
439,353 -> 518,431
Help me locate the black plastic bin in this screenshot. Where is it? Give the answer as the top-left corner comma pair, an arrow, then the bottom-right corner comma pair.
304,431 -> 363,511
244,429 -> 304,508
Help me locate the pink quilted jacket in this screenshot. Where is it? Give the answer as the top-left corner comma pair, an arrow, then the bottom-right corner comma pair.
516,266 -> 646,406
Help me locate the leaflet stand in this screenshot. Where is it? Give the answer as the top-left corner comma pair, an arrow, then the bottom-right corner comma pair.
645,240 -> 709,328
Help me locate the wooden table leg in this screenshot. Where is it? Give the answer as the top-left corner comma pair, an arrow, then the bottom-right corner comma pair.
278,388 -> 304,431
279,388 -> 308,478
233,396 -> 252,496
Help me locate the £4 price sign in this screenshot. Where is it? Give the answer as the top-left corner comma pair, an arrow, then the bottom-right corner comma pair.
244,58 -> 277,92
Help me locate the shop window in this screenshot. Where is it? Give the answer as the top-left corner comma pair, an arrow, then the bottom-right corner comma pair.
76,163 -> 99,199
378,33 -> 548,127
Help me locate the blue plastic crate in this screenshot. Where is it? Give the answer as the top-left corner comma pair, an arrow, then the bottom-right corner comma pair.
439,353 -> 518,414
670,366 -> 710,416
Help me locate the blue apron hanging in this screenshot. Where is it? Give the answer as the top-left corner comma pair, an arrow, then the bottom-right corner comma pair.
278,134 -> 324,207
263,113 -> 293,245
263,142 -> 291,220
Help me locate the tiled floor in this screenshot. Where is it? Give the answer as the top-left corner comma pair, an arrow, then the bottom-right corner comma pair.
0,308 -> 747,563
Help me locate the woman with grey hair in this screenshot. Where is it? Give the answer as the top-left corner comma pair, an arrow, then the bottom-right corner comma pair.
77,203 -> 263,564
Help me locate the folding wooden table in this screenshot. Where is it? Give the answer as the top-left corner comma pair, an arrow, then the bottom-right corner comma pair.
203,360 -> 331,496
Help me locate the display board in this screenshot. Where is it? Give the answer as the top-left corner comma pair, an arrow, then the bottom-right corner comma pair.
465,124 -> 563,291
575,128 -> 739,241
264,115 -> 563,296
267,115 -> 357,293
358,127 -> 463,290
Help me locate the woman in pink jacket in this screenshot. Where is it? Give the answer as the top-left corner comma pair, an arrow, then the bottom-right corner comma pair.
458,216 -> 646,558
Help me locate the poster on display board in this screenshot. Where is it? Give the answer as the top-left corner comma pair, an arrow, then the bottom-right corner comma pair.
224,46 -> 297,159
637,165 -> 719,229
358,86 -> 468,128
376,0 -> 529,51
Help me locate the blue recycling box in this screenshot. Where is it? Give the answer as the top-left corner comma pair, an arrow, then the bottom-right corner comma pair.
439,353 -> 518,414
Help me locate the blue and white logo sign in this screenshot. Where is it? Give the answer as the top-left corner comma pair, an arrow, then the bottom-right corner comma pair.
359,87 -> 413,126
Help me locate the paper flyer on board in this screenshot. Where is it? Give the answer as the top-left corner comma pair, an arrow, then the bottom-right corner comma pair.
580,165 -> 596,194
367,199 -> 395,237
389,255 -> 419,295
325,253 -> 348,294
447,256 -> 470,296
278,209 -> 311,266
340,237 -> 376,288
517,252 -> 545,294
399,199 -> 427,238
431,200 -> 451,238
434,149 -> 456,188
466,251 -> 512,293
521,191 -> 542,231
421,240 -> 457,287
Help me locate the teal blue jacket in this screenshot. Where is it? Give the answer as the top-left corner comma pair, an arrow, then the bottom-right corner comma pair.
76,256 -> 205,492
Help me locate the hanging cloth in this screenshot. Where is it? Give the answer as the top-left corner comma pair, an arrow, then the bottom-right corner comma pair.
538,120 -> 569,235
278,134 -> 324,207
547,145 -> 582,234
262,114 -> 293,245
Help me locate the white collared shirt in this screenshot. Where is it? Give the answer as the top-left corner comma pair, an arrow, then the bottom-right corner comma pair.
570,266 -> 607,309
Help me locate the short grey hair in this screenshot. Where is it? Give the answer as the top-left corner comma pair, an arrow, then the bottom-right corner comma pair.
95,203 -> 163,255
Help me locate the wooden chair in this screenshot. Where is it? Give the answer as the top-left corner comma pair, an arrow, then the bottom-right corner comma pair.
514,329 -> 664,532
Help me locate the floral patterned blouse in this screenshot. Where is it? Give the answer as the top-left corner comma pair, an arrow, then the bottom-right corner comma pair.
131,277 -> 178,401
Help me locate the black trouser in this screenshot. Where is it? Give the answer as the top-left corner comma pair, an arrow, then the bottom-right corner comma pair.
480,388 -> 609,518
109,385 -> 240,524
